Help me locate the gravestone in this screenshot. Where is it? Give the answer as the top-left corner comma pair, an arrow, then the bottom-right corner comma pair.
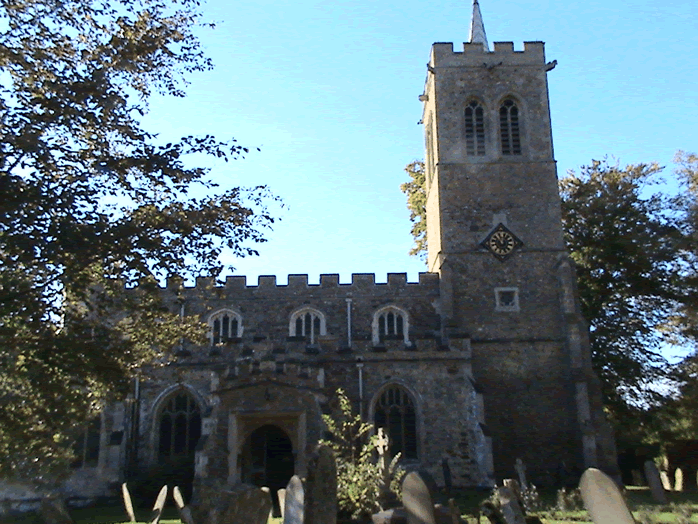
284,475 -> 304,524
515,458 -> 528,490
630,470 -> 643,487
659,471 -> 672,491
442,458 -> 453,496
402,471 -> 436,524
644,461 -> 668,503
277,488 -> 286,520
39,498 -> 73,524
448,499 -> 459,524
579,468 -> 635,524
261,487 -> 273,522
494,487 -> 525,524
122,483 -> 136,523
150,485 -> 168,524
305,444 -> 337,524
675,468 -> 684,492
192,482 -> 271,524
173,486 -> 195,524
502,480 -> 525,515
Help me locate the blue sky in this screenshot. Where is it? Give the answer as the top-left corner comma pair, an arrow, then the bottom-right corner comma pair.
143,0 -> 697,312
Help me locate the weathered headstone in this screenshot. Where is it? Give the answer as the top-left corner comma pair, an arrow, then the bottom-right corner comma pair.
644,461 -> 668,504
122,483 -> 136,523
284,475 -> 304,524
192,482 -> 271,524
494,487 -> 525,524
261,487 -> 273,522
402,471 -> 436,524
502,480 -> 525,515
515,458 -> 528,490
173,486 -> 195,524
442,458 -> 453,496
659,470 -> 672,491
39,498 -> 73,524
630,470 -> 644,487
277,488 -> 286,521
674,468 -> 684,492
579,468 -> 635,524
150,485 -> 168,524
305,444 -> 337,524
448,498 -> 459,524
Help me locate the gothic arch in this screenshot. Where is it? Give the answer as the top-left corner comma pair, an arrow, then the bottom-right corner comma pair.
208,308 -> 243,344
372,305 -> 409,345
495,94 -> 527,156
149,385 -> 207,465
463,98 -> 487,157
368,381 -> 421,460
289,306 -> 326,344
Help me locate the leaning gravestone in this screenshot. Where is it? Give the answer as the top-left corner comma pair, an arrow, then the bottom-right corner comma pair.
277,488 -> 286,521
644,461 -> 668,504
402,471 -> 436,524
305,444 -> 337,524
579,468 -> 635,524
515,458 -> 528,490
659,471 -> 672,491
39,497 -> 73,524
122,483 -> 136,523
502,480 -> 525,516
173,486 -> 195,524
150,485 -> 168,524
495,487 -> 526,524
284,475 -> 304,524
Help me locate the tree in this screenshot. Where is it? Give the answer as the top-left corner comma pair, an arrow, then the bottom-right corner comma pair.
399,161 -> 427,258
559,159 -> 691,426
321,389 -> 403,520
0,0 -> 277,477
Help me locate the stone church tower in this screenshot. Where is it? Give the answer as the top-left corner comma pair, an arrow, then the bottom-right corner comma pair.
421,0 -> 616,478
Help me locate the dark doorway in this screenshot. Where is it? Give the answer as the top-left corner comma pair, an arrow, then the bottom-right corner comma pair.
241,424 -> 295,490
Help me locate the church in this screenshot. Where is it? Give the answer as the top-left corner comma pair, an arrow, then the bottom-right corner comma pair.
1,0 -> 618,508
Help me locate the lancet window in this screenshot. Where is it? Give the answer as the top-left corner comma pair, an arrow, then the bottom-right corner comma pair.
158,391 -> 202,459
373,385 -> 418,459
465,100 -> 486,156
373,306 -> 408,344
289,308 -> 326,345
499,99 -> 522,155
209,309 -> 242,344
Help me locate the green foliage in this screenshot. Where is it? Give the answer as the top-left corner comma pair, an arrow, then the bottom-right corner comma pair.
321,389 -> 404,519
0,0 -> 278,477
400,160 -> 427,258
559,159 -> 691,421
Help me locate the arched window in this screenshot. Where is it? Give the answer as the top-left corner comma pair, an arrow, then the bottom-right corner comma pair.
373,306 -> 409,345
158,391 -> 202,459
465,100 -> 486,156
209,309 -> 242,344
499,99 -> 521,155
373,385 -> 418,460
289,307 -> 326,345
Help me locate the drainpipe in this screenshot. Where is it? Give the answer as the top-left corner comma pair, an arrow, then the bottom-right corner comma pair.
356,359 -> 364,419
179,301 -> 185,352
345,298 -> 352,347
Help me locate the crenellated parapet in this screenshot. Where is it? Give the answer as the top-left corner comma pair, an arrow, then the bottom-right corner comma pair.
429,41 -> 546,69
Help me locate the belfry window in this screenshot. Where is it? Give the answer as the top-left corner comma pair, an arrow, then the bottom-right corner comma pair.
158,391 -> 202,459
373,306 -> 408,344
465,101 -> 486,156
209,309 -> 242,344
499,99 -> 522,155
289,308 -> 326,344
373,385 -> 418,459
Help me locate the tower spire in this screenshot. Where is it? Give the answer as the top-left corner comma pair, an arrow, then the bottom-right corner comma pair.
469,0 -> 489,51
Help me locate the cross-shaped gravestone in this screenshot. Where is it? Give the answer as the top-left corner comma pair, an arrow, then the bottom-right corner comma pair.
121,483 -> 136,523
376,427 -> 390,486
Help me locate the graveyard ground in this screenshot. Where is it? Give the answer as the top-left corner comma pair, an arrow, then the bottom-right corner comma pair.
1,487 -> 697,524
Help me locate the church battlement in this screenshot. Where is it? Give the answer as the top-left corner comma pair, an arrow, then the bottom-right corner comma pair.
430,41 -> 546,68
165,272 -> 440,292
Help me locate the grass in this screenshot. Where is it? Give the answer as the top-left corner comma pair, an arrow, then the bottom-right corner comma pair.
2,487 -> 697,524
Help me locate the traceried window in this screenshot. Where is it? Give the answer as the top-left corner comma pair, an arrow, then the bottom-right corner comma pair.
465,100 -> 486,156
499,99 -> 522,155
71,416 -> 101,468
374,385 -> 418,459
158,391 -> 202,459
289,307 -> 326,345
373,306 -> 408,344
209,309 -> 242,344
